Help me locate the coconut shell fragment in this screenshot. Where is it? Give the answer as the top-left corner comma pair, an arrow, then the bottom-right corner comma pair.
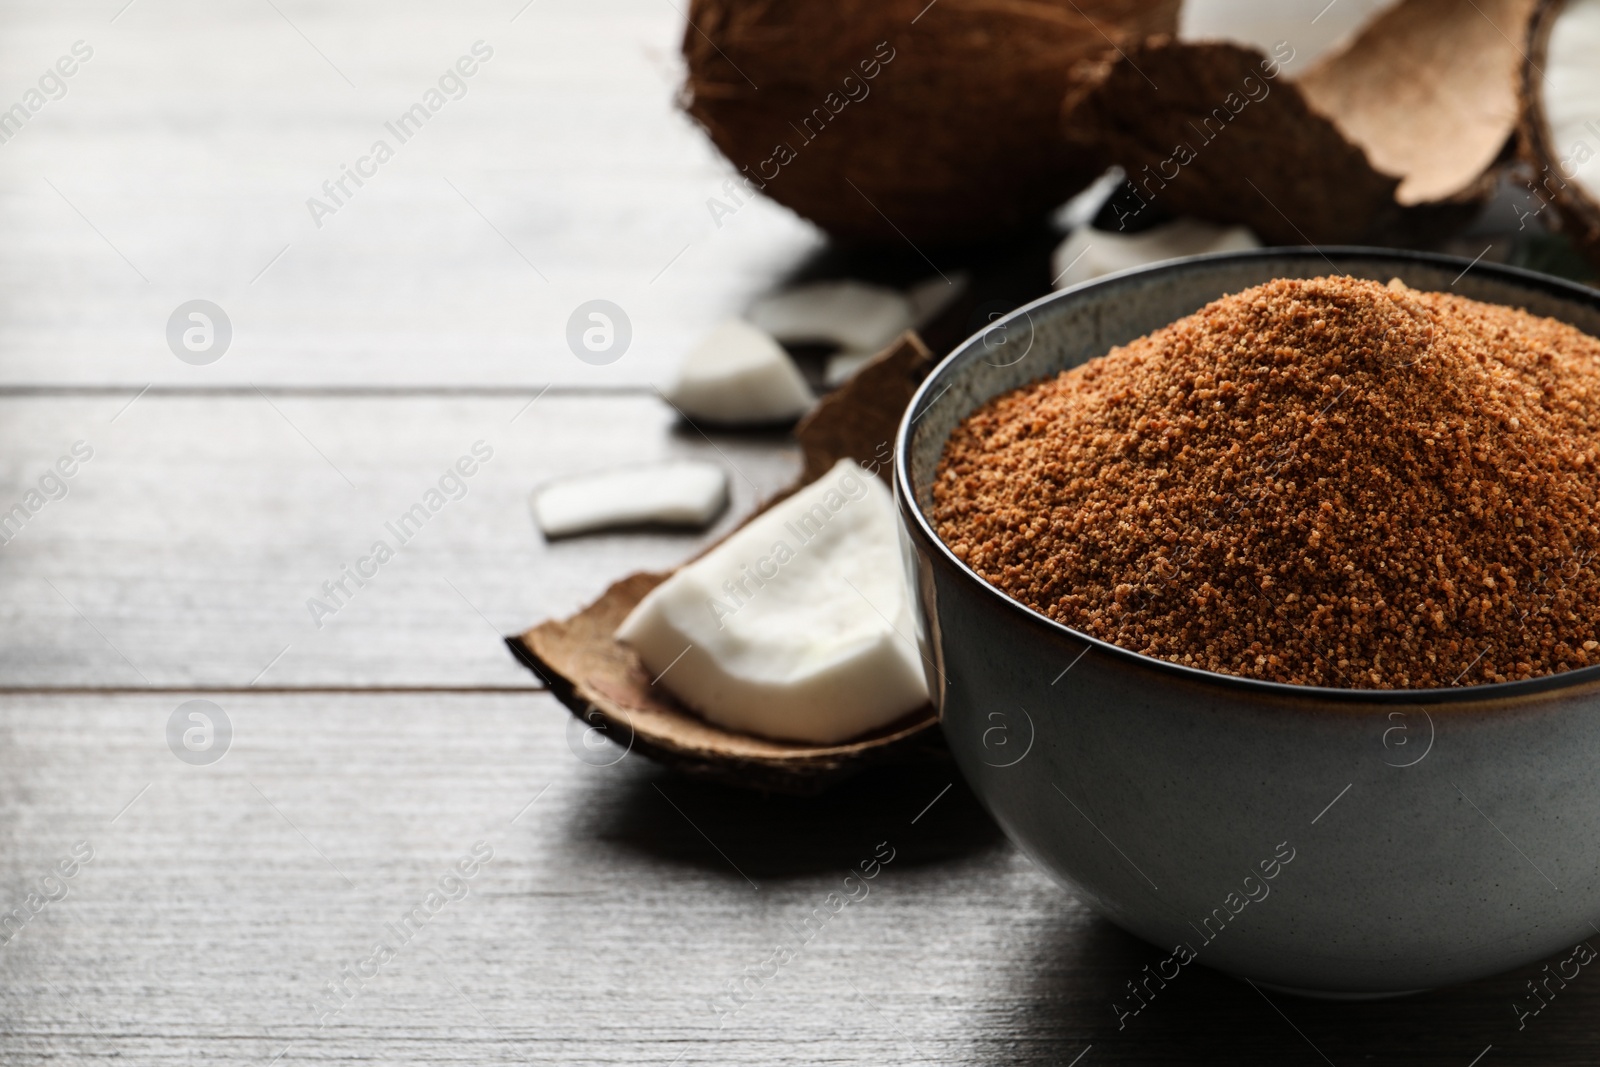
681,0 -> 1180,245
507,332 -> 942,794
1063,39 -> 1399,244
1297,0 -> 1535,207
1065,0 -> 1535,244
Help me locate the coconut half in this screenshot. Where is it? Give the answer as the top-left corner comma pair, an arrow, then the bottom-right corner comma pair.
1064,0 -> 1536,243
681,0 -> 1180,245
1520,0 -> 1600,264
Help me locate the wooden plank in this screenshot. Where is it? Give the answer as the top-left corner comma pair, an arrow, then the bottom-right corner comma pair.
0,691 -> 1594,1065
0,0 -> 823,388
0,393 -> 797,688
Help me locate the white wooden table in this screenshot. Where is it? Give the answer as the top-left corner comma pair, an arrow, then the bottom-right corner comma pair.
3,1 -> 1597,1064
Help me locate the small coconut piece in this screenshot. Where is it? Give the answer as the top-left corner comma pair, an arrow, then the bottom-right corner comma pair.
508,333 -> 940,793
1065,0 -> 1535,243
822,275 -> 970,386
664,319 -> 814,425
1520,0 -> 1600,265
532,461 -> 729,538
1054,168 -> 1127,231
681,0 -> 1181,245
615,458 -> 928,745
748,281 -> 914,353
907,272 -> 971,330
824,350 -> 879,386
1050,218 -> 1260,289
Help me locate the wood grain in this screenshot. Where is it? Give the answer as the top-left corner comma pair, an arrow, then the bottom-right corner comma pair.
0,693 -> 1597,1066
0,0 -> 823,388
0,393 -> 797,688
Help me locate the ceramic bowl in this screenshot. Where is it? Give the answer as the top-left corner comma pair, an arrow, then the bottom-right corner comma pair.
894,248 -> 1600,996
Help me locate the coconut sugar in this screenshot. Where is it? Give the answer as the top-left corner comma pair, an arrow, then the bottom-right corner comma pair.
933,276 -> 1600,688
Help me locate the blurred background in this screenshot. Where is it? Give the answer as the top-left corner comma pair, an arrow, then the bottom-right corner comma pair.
2,1 -> 1598,1064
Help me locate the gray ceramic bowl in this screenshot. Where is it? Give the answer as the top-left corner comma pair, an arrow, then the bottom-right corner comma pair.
894,248 -> 1600,997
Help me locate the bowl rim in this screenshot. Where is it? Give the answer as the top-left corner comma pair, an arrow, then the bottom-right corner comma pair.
894,244 -> 1600,706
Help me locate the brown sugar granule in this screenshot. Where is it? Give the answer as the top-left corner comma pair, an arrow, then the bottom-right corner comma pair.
932,276 -> 1600,688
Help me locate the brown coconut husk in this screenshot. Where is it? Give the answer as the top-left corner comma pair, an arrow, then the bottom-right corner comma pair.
1519,0 -> 1600,266
1064,0 -> 1536,244
1063,38 -> 1400,244
507,332 -> 945,795
681,0 -> 1180,246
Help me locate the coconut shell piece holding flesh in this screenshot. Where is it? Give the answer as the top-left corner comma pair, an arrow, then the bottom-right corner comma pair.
1064,0 -> 1536,244
507,332 -> 944,794
1520,0 -> 1600,266
681,0 -> 1180,246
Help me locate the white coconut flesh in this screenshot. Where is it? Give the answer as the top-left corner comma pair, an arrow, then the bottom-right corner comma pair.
664,319 -> 813,425
615,458 -> 929,745
1051,218 -> 1260,290
533,461 -> 728,538
822,274 -> 968,387
906,272 -> 969,329
824,350 -> 878,386
1540,0 -> 1600,203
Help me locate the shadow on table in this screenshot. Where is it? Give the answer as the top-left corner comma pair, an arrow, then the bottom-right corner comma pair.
581,758 -> 1003,880
965,912 -> 1599,1066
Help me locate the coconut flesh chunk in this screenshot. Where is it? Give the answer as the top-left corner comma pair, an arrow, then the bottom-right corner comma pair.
747,281 -> 915,353
1534,0 -> 1600,220
1541,0 -> 1600,191
824,349 -> 882,386
533,461 -> 729,538
615,458 -> 929,745
679,0 -> 1181,245
664,319 -> 814,425
1051,218 -> 1260,290
825,274 -> 969,387
906,272 -> 970,329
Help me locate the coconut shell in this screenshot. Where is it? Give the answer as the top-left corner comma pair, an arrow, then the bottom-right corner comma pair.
507,332 -> 945,795
681,0 -> 1180,246
1298,0 -> 1535,207
1062,38 -> 1400,244
1063,0 -> 1535,244
1519,0 -> 1600,266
